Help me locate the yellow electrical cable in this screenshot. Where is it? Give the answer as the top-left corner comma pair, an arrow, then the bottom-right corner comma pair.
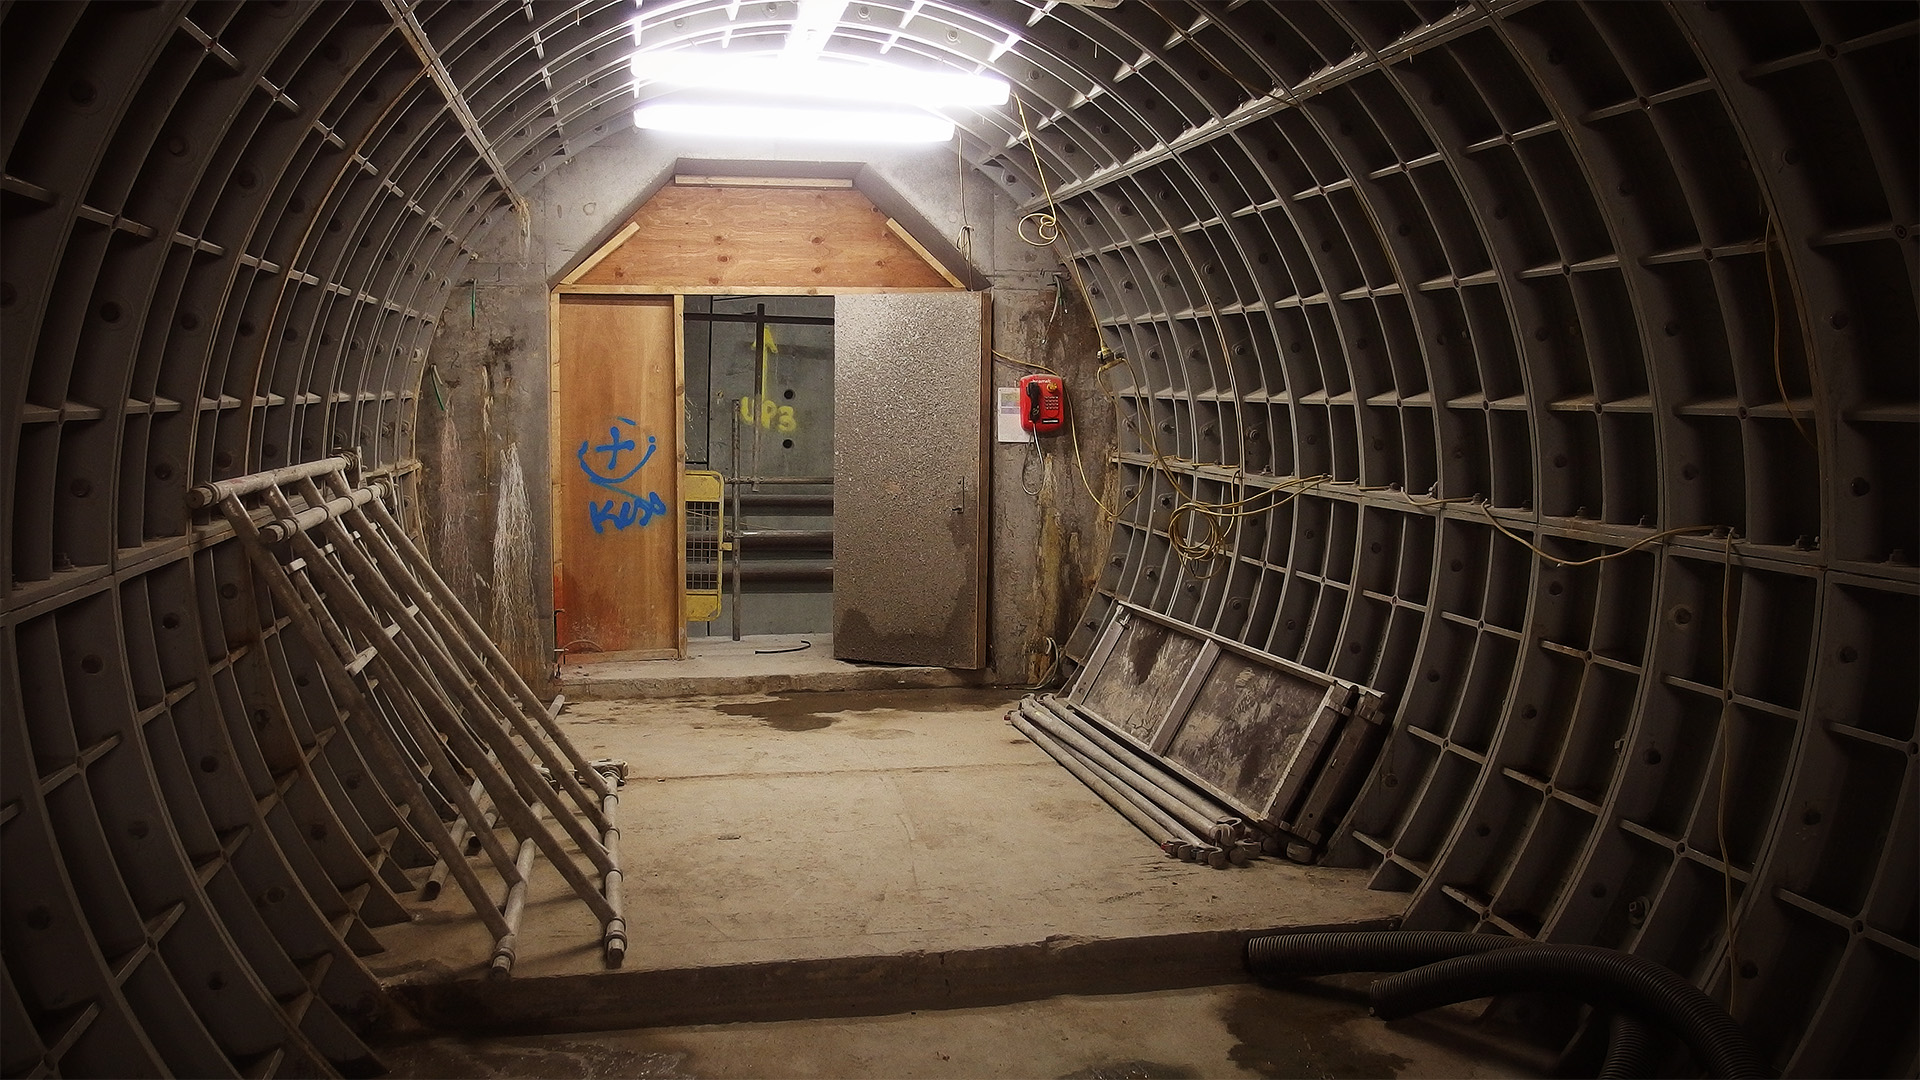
1117,357 -> 1299,507
1474,505 -> 1722,568
954,136 -> 974,267
1013,95 -> 1099,321
1763,213 -> 1814,447
992,349 -> 1122,520
1005,97 -> 1136,526
991,349 -> 1057,375
1478,493 -> 1749,1009
1018,211 -> 1060,245
1009,92 -> 1251,562
1168,478 -> 1327,576
1010,94 -> 1465,574
1007,73 -> 1752,993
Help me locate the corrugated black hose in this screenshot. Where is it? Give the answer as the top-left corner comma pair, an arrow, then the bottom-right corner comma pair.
1244,931 -> 1749,1079
1368,944 -> 1763,1079
1244,929 -> 1528,977
1600,1011 -> 1659,1079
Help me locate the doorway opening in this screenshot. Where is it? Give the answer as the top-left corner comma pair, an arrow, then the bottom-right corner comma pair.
685,295 -> 836,640
549,168 -> 987,673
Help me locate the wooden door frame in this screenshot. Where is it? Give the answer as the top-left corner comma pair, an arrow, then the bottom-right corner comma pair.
549,174 -> 972,661
548,283 -> 945,662
548,289 -> 688,660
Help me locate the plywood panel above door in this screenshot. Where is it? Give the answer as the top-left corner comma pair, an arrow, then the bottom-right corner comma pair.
567,184 -> 956,292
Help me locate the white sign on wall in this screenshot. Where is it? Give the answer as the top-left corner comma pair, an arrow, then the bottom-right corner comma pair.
995,386 -> 1028,443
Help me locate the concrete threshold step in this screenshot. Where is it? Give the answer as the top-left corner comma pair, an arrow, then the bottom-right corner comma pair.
385,918 -> 1395,1037
560,663 -> 968,701
556,634 -> 975,701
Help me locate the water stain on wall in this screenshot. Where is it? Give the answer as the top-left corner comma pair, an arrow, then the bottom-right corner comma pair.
487,332 -> 519,375
1006,282 -> 1110,687
835,602 -> 977,672
433,411 -> 476,598
491,442 -> 539,680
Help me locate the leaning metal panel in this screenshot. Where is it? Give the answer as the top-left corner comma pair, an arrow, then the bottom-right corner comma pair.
1067,599 -> 1385,847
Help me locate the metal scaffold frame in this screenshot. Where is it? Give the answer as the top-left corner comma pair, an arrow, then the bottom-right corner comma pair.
196,457 -> 627,978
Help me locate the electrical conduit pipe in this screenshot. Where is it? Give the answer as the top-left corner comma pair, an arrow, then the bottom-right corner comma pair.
1018,699 -> 1240,861
1026,697 -> 1246,844
1010,712 -> 1212,860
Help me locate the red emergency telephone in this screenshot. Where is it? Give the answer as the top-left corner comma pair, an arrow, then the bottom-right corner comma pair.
1019,373 -> 1066,435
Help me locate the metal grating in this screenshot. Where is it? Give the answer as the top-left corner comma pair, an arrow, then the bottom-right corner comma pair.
683,469 -> 723,623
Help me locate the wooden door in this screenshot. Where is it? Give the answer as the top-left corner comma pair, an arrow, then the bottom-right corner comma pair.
832,292 -> 989,668
552,294 -> 684,658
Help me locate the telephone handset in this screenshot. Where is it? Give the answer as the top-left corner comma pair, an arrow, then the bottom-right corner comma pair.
1019,374 -> 1066,435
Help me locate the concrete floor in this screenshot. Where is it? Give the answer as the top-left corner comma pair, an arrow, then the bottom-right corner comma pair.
558,634 -> 967,700
376,980 -> 1557,1079
367,687 -> 1550,1076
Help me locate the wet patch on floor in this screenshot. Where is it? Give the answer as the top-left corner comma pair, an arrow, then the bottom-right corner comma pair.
376,1035 -> 692,1079
1058,1060 -> 1198,1080
1032,796 -> 1105,823
1222,986 -> 1413,1079
713,687 -> 1022,732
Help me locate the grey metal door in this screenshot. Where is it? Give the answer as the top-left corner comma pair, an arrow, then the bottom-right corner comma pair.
831,292 -> 990,668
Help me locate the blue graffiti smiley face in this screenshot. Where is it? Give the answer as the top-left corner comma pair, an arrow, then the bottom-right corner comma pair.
578,417 -> 668,532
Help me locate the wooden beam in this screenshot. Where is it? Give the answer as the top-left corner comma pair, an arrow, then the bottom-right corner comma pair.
556,284 -> 960,296
560,222 -> 640,286
549,290 -> 564,654
885,218 -> 966,289
673,293 -> 688,660
673,175 -> 854,189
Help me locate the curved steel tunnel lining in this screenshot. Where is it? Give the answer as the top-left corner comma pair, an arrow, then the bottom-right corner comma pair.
4,1 -> 1916,1076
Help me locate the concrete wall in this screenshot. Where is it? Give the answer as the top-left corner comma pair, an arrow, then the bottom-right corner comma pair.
420,128 -> 1111,685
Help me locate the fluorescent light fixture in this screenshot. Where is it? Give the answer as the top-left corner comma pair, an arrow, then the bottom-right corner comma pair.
634,101 -> 956,143
784,0 -> 847,63
632,52 -> 1009,108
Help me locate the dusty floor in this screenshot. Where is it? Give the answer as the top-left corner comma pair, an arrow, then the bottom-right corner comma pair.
375,979 -> 1557,1079
368,686 -> 1550,1076
558,634 -> 966,699
373,687 -> 1402,987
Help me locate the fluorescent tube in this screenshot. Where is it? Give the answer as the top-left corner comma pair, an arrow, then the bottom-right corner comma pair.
633,101 -> 956,143
632,52 -> 1009,108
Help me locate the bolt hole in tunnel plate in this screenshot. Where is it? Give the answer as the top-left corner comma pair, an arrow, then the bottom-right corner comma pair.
1065,601 -> 1385,846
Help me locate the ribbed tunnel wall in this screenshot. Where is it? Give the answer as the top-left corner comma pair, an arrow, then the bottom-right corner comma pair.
3,1 -> 1914,1076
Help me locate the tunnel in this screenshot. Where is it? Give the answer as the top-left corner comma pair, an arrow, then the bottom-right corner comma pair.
2,1 -> 1915,1076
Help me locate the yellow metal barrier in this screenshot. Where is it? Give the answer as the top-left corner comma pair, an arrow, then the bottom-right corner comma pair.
683,470 -> 724,622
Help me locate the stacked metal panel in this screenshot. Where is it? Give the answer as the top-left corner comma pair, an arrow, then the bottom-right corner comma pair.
1061,600 -> 1386,856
